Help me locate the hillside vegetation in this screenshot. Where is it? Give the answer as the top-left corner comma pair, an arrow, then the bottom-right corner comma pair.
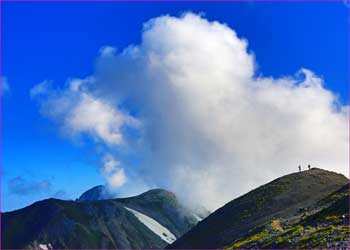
168,168 -> 349,249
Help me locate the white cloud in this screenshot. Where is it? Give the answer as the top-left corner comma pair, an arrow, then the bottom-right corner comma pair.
68,77 -> 93,92
107,168 -> 127,188
66,93 -> 132,145
32,13 -> 349,211
31,78 -> 137,189
99,46 -> 117,57
31,78 -> 139,146
102,154 -> 120,174
101,154 -> 127,188
30,80 -> 51,98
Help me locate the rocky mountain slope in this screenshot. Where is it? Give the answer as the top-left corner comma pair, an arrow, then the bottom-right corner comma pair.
168,168 -> 349,249
2,189 -> 205,249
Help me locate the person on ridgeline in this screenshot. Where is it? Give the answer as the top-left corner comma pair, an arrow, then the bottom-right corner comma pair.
298,165 -> 301,173
308,164 -> 311,170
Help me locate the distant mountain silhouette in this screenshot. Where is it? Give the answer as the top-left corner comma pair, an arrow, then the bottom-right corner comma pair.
2,189 -> 206,249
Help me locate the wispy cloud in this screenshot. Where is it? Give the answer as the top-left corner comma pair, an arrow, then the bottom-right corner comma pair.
101,154 -> 127,188
30,80 -> 51,98
31,78 -> 140,192
2,76 -> 10,96
7,176 -> 71,201
8,176 -> 52,196
31,78 -> 139,146
52,189 -> 69,199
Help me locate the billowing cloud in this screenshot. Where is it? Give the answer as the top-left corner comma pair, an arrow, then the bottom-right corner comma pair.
102,154 -> 127,188
31,78 -> 139,146
32,13 -> 349,210
31,77 -> 138,191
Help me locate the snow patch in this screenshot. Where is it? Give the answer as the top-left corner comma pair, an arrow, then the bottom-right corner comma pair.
193,214 -> 203,222
124,206 -> 176,244
38,243 -> 53,250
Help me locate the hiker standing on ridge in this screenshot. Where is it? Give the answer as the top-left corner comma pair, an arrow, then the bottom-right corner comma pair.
308,165 -> 311,170
298,165 -> 301,173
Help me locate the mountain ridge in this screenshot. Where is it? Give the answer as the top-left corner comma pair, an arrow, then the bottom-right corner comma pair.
2,188 -> 203,249
168,168 -> 349,249
2,168 -> 348,249
77,185 -> 113,201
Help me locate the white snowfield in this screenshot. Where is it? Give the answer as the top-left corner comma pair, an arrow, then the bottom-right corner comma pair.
193,214 -> 203,222
38,243 -> 53,250
124,206 -> 177,244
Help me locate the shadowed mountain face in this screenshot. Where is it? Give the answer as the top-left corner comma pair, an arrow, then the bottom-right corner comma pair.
2,189 -> 206,249
168,168 -> 349,249
3,169 -> 348,249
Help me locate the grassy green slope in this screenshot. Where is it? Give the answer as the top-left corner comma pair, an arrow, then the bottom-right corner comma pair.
168,168 -> 349,249
225,183 -> 349,249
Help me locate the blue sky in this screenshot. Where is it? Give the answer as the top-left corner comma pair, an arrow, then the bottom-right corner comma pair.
2,2 -> 348,212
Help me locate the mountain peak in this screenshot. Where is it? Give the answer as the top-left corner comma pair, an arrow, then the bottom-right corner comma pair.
77,185 -> 113,201
2,187 -> 204,249
168,168 -> 348,249
138,189 -> 176,199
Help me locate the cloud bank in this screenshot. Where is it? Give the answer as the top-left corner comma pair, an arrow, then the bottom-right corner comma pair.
32,13 -> 349,210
